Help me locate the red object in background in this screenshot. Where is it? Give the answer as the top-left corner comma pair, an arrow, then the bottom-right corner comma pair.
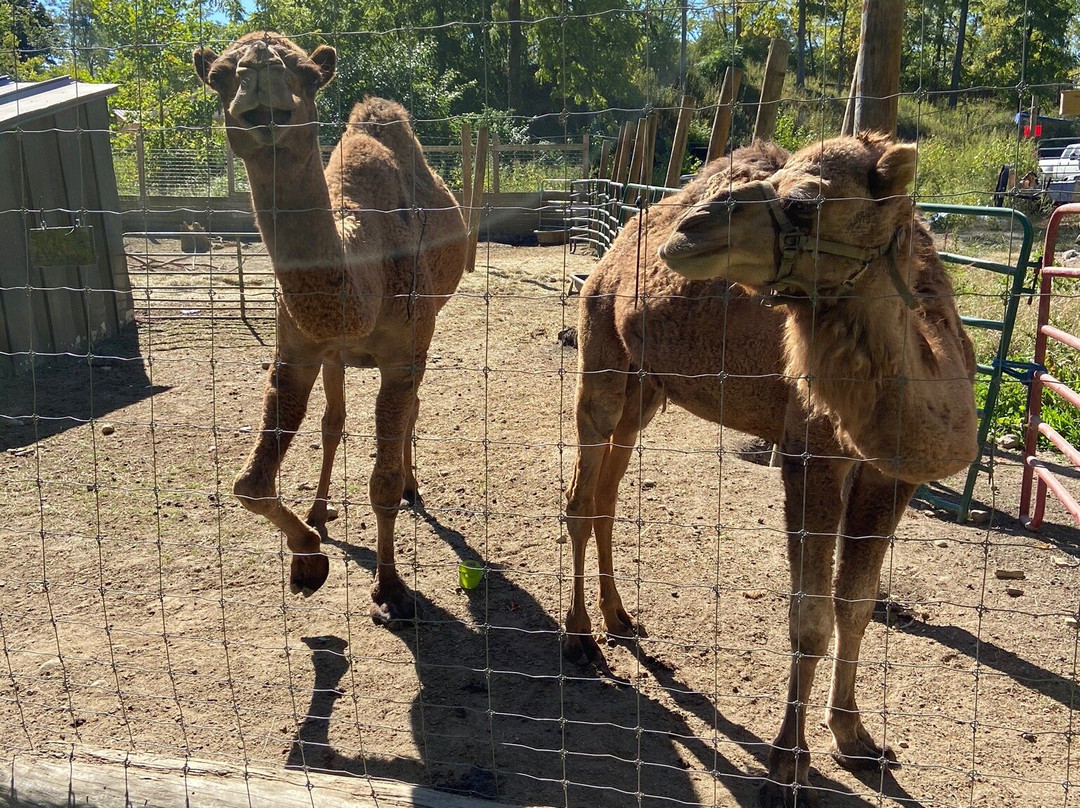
1023,124 -> 1044,137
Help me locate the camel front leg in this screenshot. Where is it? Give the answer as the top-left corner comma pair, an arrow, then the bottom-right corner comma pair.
306,359 -> 345,531
401,392 -> 421,507
234,355 -> 328,595
369,365 -> 423,627
564,365 -> 632,664
762,430 -> 852,808
827,464 -> 915,771
595,377 -> 662,639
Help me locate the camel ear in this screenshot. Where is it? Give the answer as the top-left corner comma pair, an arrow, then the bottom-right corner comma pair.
871,142 -> 917,198
193,47 -> 219,86
310,45 -> 337,87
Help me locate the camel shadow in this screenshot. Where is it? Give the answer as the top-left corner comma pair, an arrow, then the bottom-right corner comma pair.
874,608 -> 1078,710
285,508 -> 901,808
0,323 -> 167,451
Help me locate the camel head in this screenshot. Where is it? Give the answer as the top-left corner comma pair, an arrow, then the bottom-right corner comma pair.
660,133 -> 918,300
194,32 -> 336,156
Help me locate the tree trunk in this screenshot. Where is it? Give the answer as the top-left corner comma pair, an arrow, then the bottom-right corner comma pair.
508,0 -> 523,110
796,0 -> 807,89
948,0 -> 969,109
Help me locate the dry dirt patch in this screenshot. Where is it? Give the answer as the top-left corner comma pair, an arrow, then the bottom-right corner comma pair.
1,243 -> 1078,808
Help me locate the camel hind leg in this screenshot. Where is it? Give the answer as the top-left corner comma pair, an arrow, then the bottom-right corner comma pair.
827,464 -> 915,771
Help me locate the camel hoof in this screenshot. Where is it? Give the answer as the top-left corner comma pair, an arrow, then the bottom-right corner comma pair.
605,610 -> 646,641
370,583 -> 419,629
758,780 -> 820,808
830,740 -> 898,771
562,631 -> 603,666
290,552 -> 330,596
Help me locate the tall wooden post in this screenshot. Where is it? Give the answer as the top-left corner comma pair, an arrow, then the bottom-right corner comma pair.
598,139 -> 612,180
665,95 -> 696,189
707,66 -> 743,163
852,0 -> 903,136
626,117 -> 648,190
460,121 -> 473,207
753,38 -> 790,141
464,127 -> 488,273
611,121 -> 633,185
490,133 -> 501,194
642,113 -> 659,187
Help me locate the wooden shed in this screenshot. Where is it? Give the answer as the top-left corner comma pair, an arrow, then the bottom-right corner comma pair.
0,75 -> 133,376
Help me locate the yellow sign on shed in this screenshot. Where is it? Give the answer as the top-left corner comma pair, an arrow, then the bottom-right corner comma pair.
1061,89 -> 1080,117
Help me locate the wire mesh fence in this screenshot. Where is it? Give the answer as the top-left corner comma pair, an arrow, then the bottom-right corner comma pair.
3,3 -> 1080,808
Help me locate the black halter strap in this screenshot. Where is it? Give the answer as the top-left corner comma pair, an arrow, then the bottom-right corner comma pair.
730,181 -> 917,308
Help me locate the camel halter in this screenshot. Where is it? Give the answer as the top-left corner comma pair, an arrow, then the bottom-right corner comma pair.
729,180 -> 916,308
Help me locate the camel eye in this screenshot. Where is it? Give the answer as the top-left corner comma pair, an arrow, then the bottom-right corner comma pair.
780,195 -> 816,224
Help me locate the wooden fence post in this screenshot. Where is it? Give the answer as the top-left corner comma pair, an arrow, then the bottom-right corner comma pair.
491,133 -> 501,194
626,117 -> 648,191
665,94 -> 696,189
581,132 -> 590,179
852,0 -> 903,136
707,66 -> 742,163
598,138 -> 612,180
642,113 -> 659,187
465,127 -> 488,273
135,127 -> 147,202
753,38 -> 790,141
460,122 -> 473,206
611,121 -> 633,185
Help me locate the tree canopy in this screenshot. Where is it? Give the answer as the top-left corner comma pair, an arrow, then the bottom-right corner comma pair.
7,0 -> 1080,147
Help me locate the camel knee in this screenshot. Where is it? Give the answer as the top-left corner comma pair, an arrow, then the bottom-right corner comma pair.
233,468 -> 276,515
369,465 -> 404,511
833,594 -> 874,634
321,408 -> 345,443
788,597 -> 834,656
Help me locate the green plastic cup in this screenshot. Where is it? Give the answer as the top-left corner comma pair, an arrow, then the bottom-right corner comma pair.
458,560 -> 484,590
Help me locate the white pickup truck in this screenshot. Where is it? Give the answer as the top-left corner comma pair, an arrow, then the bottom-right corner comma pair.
1038,142 -> 1080,181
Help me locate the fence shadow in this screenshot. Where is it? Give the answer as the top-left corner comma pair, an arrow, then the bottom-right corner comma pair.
0,323 -> 167,452
284,508 -> 896,808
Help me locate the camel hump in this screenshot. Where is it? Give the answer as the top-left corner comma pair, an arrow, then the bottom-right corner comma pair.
345,97 -> 419,150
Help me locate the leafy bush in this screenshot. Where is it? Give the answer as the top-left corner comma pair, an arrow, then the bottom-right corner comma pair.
978,353 -> 1080,452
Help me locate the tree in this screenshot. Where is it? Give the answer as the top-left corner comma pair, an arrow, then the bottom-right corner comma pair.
1,0 -> 57,78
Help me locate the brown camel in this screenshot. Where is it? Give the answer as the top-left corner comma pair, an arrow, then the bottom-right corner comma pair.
566,134 -> 977,806
194,32 -> 467,624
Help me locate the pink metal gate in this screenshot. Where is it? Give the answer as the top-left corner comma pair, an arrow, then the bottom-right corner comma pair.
1019,202 -> 1080,529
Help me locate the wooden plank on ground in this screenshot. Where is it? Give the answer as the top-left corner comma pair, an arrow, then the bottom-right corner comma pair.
1,749 -> 539,808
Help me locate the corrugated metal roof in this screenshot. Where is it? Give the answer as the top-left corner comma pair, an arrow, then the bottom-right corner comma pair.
0,75 -> 118,130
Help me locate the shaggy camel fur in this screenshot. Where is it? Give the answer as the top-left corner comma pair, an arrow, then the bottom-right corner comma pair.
194,32 -> 467,624
566,134 -> 977,807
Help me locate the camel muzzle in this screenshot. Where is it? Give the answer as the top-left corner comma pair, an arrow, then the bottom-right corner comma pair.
229,42 -> 298,137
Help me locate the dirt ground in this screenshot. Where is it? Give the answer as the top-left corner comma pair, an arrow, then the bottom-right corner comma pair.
2,242 -> 1080,808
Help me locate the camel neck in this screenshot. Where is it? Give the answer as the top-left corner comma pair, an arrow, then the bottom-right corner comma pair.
244,145 -> 344,269
782,246 -> 978,483
239,143 -> 382,342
